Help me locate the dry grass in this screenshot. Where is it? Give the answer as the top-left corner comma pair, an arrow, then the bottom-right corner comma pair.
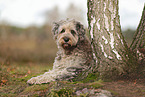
0,24 -> 58,64
0,39 -> 57,64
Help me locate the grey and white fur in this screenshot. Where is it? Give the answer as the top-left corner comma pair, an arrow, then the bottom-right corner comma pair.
27,19 -> 93,84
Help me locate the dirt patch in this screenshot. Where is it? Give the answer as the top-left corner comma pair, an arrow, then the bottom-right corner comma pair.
102,80 -> 145,97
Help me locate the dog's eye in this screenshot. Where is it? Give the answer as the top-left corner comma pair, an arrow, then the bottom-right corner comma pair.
60,29 -> 65,33
71,30 -> 76,36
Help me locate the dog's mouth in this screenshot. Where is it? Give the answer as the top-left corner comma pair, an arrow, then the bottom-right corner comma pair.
62,43 -> 72,50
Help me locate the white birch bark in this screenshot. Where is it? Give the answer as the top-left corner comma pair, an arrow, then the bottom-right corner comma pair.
87,0 -> 138,77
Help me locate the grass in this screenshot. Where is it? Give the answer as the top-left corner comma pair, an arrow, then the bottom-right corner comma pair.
1,63 -> 145,97
107,89 -> 119,96
0,36 -> 57,64
0,63 -> 53,96
0,63 -> 105,96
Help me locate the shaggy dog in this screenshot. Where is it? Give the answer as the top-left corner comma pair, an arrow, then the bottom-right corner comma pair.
27,19 -> 93,84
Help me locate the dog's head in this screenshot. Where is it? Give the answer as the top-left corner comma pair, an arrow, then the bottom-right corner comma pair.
52,19 -> 86,50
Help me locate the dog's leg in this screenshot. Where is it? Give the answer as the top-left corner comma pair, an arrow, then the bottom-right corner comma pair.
27,69 -> 57,85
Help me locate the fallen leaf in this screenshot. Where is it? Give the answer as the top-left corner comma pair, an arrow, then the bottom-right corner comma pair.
27,70 -> 31,74
134,79 -> 137,85
1,80 -> 8,84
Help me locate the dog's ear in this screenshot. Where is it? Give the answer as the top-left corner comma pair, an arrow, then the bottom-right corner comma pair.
52,22 -> 59,40
76,22 -> 86,41
52,22 -> 59,35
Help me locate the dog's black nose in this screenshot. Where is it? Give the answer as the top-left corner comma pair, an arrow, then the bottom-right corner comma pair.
63,37 -> 69,42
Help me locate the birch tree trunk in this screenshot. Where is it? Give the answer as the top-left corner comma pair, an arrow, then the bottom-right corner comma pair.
87,0 -> 143,78
130,6 -> 145,65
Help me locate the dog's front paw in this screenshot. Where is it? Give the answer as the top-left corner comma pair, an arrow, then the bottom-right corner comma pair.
27,74 -> 55,85
27,77 -> 41,85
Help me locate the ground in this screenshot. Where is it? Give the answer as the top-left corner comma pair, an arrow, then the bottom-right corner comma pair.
103,81 -> 145,97
0,63 -> 145,97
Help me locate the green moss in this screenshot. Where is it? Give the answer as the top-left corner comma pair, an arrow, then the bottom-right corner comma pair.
48,88 -> 75,97
107,89 -> 119,96
34,85 -> 49,91
0,93 -> 17,97
79,93 -> 88,97
17,75 -> 34,82
141,90 -> 145,92
67,81 -> 83,85
81,73 -> 100,83
48,79 -> 104,96
23,84 -> 50,94
31,94 -> 39,97
89,80 -> 104,89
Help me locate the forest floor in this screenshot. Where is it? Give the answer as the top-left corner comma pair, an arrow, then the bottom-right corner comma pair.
103,80 -> 145,97
0,63 -> 145,97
